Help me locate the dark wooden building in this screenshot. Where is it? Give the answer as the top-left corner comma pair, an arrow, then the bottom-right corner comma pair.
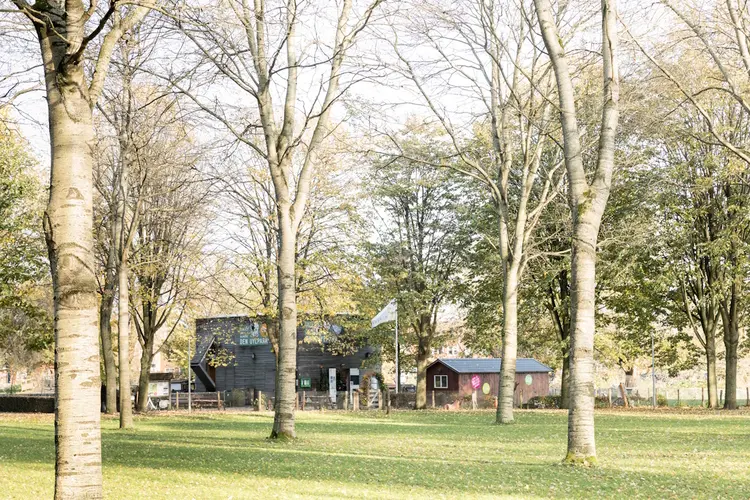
191,316 -> 378,397
426,358 -> 552,404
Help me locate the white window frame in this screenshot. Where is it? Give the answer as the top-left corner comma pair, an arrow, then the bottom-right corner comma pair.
434,375 -> 448,389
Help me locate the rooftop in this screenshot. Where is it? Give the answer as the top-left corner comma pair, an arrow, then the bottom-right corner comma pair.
433,358 -> 552,374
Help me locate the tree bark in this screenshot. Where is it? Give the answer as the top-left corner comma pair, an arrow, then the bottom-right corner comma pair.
706,339 -> 718,408
535,0 -> 619,465
136,337 -> 154,412
415,335 -> 430,409
496,267 -> 519,423
44,51 -> 103,500
99,278 -> 117,414
560,350 -> 571,410
270,203 -> 297,439
118,262 -> 133,428
721,281 -> 740,410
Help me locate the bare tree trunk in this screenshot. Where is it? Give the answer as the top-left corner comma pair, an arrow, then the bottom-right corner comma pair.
721,283 -> 740,410
706,336 -> 718,408
99,275 -> 117,414
415,336 -> 430,410
45,66 -> 103,500
560,352 -> 571,409
271,204 -> 297,439
567,218 -> 600,461
136,338 -> 153,412
118,262 -> 133,428
535,0 -> 620,465
496,268 -> 519,423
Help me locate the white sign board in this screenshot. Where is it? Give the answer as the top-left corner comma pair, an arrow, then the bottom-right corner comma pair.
328,368 -> 337,403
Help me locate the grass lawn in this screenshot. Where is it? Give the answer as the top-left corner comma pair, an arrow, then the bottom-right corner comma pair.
1,408 -> 749,499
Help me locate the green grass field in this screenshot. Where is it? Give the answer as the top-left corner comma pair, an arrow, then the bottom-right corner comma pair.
1,409 -> 749,499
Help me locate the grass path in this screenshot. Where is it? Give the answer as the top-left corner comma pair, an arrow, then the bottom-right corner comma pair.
1,409 -> 749,499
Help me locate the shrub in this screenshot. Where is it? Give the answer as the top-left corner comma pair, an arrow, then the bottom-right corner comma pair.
527,395 -> 561,409
0,385 -> 22,394
656,394 -> 668,407
595,396 -> 610,408
0,395 -> 54,413
227,389 -> 246,407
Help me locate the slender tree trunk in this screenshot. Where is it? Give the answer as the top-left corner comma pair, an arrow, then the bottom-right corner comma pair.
721,286 -> 740,410
706,335 -> 718,408
724,337 -> 738,410
560,350 -> 571,409
45,65 -> 103,499
496,267 -> 519,423
415,336 -> 430,410
566,218 -> 601,462
535,0 -> 619,465
99,287 -> 117,414
136,338 -> 153,412
118,262 -> 133,428
270,204 -> 296,439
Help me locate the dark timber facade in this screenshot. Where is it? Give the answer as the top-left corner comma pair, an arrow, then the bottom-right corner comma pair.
191,316 -> 378,396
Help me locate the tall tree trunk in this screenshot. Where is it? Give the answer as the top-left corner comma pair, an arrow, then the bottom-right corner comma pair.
535,0 -> 619,465
496,267 -> 519,423
118,262 -> 133,428
136,337 -> 154,412
99,284 -> 117,414
706,338 -> 718,408
45,61 -> 103,498
415,335 -> 430,409
566,217 -> 601,462
721,282 -> 740,410
270,204 -> 296,439
560,351 -> 571,409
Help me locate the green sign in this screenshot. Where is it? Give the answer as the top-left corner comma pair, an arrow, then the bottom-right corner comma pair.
524,374 -> 533,386
299,377 -> 311,389
482,382 -> 490,395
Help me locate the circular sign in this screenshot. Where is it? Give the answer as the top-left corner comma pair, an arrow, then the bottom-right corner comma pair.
525,374 -> 533,386
471,374 -> 481,389
482,382 -> 490,395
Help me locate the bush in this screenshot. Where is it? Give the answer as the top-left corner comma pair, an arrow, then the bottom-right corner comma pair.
227,389 -> 247,407
527,395 -> 561,409
595,396 -> 610,408
0,385 -> 22,394
0,395 -> 54,413
657,394 -> 668,407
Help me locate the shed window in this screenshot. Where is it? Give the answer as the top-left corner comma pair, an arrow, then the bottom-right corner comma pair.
434,375 -> 448,389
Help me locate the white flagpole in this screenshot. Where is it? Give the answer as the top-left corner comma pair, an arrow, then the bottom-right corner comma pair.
395,304 -> 399,394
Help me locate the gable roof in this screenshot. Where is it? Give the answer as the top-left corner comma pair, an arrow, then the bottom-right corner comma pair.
431,358 -> 552,374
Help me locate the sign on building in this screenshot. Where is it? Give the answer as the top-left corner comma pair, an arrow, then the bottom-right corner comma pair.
238,321 -> 270,346
328,368 -> 337,403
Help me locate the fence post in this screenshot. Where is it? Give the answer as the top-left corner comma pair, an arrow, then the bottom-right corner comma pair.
431,390 -> 435,408
701,387 -> 704,407
302,391 -> 306,411
353,390 -> 359,411
218,391 -> 222,410
746,387 -> 749,407
344,390 -> 349,411
720,389 -> 724,407
176,392 -> 180,410
386,390 -> 391,415
677,389 -> 680,407
257,390 -> 262,412
608,387 -> 612,408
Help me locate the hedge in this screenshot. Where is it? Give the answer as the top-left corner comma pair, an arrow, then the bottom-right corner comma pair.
0,395 -> 55,413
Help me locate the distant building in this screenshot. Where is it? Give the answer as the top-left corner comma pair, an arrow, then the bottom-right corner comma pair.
426,358 -> 552,404
190,316 -> 379,398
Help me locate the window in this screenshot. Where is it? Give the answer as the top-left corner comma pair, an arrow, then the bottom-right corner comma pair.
434,375 -> 448,389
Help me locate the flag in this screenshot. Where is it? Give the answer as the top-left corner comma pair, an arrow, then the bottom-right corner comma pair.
371,299 -> 397,328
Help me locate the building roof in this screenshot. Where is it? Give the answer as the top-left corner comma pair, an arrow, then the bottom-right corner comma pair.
431,358 -> 552,374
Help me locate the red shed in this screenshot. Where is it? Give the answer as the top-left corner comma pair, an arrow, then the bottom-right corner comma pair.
426,358 -> 552,405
